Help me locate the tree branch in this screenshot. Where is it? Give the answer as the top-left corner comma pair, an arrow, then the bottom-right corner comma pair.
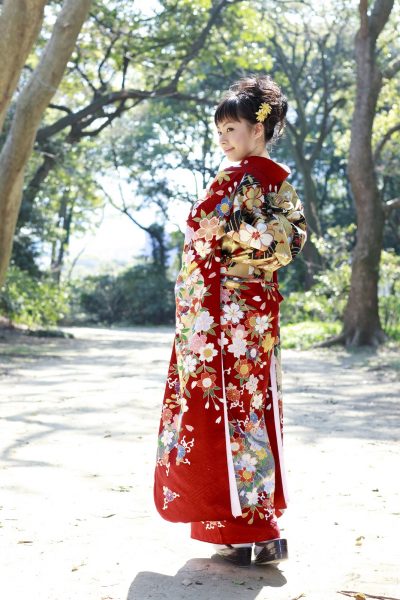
382,57 -> 400,79
369,0 -> 395,41
374,122 -> 400,163
168,0 -> 235,90
35,88 -> 210,143
383,196 -> 400,215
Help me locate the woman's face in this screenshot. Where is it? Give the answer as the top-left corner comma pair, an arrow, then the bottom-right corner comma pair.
216,117 -> 264,162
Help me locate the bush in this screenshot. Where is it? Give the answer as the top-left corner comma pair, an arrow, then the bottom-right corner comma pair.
280,225 -> 400,341
0,266 -> 70,327
75,262 -> 175,325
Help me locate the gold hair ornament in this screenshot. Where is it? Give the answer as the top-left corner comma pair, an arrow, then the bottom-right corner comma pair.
255,102 -> 272,122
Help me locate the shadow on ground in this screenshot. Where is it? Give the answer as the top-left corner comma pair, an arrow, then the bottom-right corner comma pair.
127,558 -> 286,600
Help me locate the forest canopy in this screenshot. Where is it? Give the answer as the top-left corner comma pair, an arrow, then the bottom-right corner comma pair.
0,0 -> 399,347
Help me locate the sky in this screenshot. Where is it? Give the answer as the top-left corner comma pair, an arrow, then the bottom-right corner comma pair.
66,155 -> 233,278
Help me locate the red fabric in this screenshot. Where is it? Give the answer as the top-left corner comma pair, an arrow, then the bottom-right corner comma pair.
153,157 -> 290,529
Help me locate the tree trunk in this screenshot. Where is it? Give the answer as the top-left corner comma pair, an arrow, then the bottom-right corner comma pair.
341,0 -> 393,346
293,151 -> 325,288
0,0 -> 92,289
0,0 -> 47,132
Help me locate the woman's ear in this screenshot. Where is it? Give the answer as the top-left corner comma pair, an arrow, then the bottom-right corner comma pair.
253,122 -> 265,140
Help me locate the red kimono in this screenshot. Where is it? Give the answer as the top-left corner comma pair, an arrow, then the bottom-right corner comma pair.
154,155 -> 307,544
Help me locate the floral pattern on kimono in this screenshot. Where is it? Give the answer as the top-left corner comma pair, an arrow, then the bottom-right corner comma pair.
154,156 -> 307,526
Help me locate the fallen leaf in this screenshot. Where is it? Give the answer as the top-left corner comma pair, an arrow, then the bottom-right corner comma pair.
355,535 -> 365,546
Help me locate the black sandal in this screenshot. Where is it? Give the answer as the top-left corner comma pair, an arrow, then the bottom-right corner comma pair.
254,538 -> 288,565
214,545 -> 252,567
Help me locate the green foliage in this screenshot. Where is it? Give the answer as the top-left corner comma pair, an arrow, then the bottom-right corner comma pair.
0,267 -> 70,327
379,249 -> 400,340
280,226 -> 400,341
75,261 -> 175,325
281,320 -> 342,349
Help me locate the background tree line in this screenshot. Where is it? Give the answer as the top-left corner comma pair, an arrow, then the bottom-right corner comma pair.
0,0 -> 399,347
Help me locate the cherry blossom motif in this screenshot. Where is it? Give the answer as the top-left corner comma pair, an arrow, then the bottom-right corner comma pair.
226,383 -> 241,402
220,287 -> 231,303
182,354 -> 197,375
240,453 -> 258,470
222,302 -> 244,324
243,185 -> 263,211
184,225 -> 195,244
195,216 -> 221,241
227,336 -> 247,358
189,333 -> 207,353
230,324 -> 248,339
251,393 -> 263,409
245,374 -> 259,394
238,222 -> 274,250
216,170 -> 231,184
194,310 -> 214,332
162,408 -> 173,424
161,430 -> 174,446
219,333 -> 229,348
184,249 -> 195,265
198,372 -> 216,392
238,468 -> 255,483
254,314 -> 273,334
199,343 -> 218,362
246,489 -> 260,506
194,239 -> 212,258
235,359 -> 253,378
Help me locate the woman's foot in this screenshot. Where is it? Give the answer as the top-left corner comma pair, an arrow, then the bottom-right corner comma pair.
213,544 -> 252,567
254,538 -> 288,565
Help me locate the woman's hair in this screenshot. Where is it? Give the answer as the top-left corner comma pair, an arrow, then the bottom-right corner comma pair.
214,75 -> 288,144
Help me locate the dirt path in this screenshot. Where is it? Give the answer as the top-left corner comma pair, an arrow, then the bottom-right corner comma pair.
0,326 -> 399,600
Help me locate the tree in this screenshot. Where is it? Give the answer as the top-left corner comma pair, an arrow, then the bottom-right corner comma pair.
340,0 -> 400,346
3,0 -> 246,283
0,0 -> 92,288
263,3 -> 355,288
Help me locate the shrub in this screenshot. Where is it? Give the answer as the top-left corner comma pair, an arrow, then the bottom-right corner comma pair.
0,266 -> 70,327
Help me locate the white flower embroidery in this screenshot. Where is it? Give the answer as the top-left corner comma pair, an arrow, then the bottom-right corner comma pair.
182,354 -> 197,374
246,489 -> 259,506
238,222 -> 274,250
240,453 -> 257,470
254,315 -> 272,334
194,239 -> 211,258
223,302 -> 243,324
199,343 -> 218,362
161,430 -> 174,446
184,225 -> 195,244
245,374 -> 259,394
194,310 -> 214,332
183,249 -> 195,265
251,393 -> 263,409
227,336 -> 247,358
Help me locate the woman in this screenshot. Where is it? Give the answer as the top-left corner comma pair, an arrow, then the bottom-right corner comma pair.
153,75 -> 307,567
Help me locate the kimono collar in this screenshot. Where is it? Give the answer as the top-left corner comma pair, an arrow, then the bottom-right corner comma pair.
235,155 -> 291,187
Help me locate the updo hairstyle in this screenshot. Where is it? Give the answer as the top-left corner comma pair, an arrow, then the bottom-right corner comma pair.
214,75 -> 288,144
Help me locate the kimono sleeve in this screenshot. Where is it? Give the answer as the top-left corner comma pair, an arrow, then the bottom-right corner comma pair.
224,178 -> 307,271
